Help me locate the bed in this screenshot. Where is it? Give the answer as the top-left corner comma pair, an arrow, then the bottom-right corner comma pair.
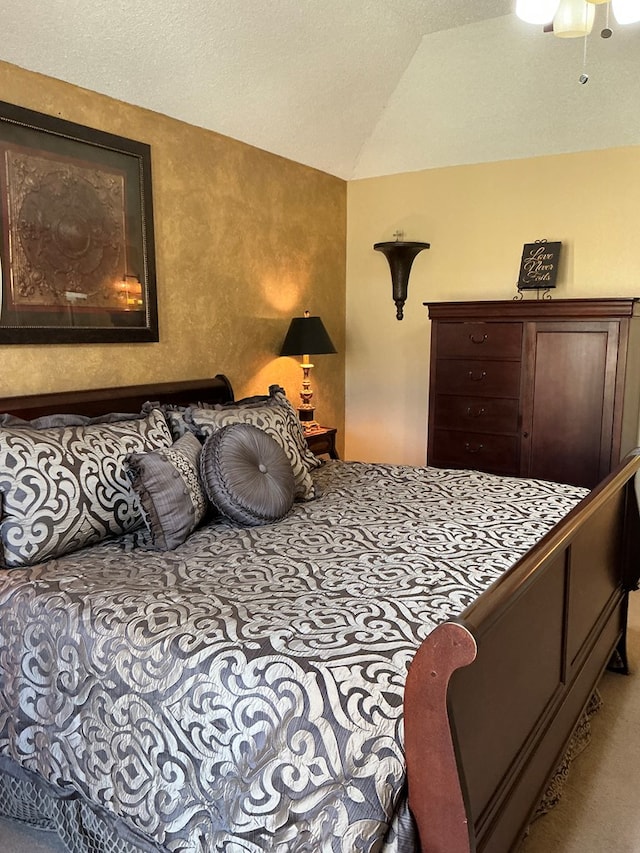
0,376 -> 638,853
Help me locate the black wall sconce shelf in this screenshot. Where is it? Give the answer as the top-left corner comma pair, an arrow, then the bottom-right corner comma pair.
374,239 -> 430,320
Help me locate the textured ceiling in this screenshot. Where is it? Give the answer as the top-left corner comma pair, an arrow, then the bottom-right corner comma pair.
2,0 -> 639,179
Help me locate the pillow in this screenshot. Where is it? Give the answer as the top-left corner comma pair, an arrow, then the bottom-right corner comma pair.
185,400 -> 316,501
200,423 -> 295,526
125,432 -> 208,551
163,407 -> 191,440
0,410 -> 143,429
141,400 -> 211,440
215,385 -> 322,471
0,408 -> 172,568
184,385 -> 322,500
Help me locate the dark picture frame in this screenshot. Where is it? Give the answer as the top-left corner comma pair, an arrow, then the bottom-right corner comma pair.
0,100 -> 158,344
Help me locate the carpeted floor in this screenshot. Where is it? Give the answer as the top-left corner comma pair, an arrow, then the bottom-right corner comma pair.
1,594 -> 639,853
0,817 -> 68,853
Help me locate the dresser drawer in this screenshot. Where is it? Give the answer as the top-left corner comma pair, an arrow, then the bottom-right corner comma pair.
430,430 -> 519,475
432,395 -> 520,434
436,322 -> 523,359
434,359 -> 522,397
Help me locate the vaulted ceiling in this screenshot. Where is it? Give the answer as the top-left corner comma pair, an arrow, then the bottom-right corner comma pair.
2,1 -> 639,179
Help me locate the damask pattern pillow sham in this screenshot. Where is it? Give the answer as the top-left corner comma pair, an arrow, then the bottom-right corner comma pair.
141,400 -> 211,441
185,402 -> 316,501
0,409 -> 172,569
126,432 -> 209,551
214,385 -> 322,471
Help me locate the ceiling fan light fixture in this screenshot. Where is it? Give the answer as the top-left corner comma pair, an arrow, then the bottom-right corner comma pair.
552,0 -> 596,36
611,0 -> 640,23
516,0 -> 561,24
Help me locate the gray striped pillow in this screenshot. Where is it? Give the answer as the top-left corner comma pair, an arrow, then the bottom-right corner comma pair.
126,432 -> 208,551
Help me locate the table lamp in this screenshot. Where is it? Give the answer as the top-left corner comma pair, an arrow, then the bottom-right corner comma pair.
280,310 -> 337,432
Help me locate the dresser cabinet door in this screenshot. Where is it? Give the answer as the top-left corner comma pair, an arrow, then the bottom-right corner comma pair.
521,321 -> 620,489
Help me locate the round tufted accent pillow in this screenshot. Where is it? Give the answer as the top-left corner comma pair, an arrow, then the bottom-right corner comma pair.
200,422 -> 295,526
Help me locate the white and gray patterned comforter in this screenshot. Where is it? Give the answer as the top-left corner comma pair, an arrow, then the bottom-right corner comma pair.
0,461 -> 588,853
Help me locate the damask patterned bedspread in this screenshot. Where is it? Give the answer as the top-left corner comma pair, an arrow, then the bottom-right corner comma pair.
0,461 -> 588,853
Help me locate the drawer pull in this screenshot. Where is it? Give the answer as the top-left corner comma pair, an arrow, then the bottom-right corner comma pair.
469,333 -> 488,344
468,370 -> 487,382
464,442 -> 484,454
466,406 -> 486,418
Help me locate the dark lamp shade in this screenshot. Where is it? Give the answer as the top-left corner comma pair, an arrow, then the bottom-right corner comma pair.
280,315 -> 337,357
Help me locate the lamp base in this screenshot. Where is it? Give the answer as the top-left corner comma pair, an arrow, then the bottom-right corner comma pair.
298,407 -> 322,433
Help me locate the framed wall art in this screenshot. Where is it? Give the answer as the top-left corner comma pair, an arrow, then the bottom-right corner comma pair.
0,100 -> 158,344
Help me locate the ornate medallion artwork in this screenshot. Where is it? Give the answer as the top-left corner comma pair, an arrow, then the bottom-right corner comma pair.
7,150 -> 126,309
0,99 -> 158,343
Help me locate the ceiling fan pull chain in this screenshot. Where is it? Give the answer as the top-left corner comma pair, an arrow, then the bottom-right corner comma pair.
602,1 -> 613,37
579,31 -> 589,83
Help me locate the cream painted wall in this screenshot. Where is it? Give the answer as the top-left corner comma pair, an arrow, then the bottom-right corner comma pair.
345,148 -> 640,465
0,62 -> 346,448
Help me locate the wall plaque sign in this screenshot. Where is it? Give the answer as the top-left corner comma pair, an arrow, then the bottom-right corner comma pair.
517,240 -> 562,292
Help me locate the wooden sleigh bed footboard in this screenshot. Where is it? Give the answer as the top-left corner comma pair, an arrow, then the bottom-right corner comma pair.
405,451 -> 640,853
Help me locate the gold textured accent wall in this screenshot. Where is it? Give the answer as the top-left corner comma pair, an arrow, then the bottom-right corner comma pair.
0,61 -> 346,443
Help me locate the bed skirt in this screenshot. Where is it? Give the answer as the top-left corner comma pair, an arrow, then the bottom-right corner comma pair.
0,755 -> 163,853
531,689 -> 603,824
1,690 -> 604,853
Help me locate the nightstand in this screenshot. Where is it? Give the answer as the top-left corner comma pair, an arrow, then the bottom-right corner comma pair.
305,427 -> 339,460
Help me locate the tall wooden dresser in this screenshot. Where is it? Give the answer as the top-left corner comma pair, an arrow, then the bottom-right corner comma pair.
425,299 -> 640,489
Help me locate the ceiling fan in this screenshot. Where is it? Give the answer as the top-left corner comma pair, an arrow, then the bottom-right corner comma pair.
516,0 -> 640,35
516,0 -> 640,82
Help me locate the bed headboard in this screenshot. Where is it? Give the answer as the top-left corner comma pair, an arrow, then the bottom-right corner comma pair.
0,375 -> 234,420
